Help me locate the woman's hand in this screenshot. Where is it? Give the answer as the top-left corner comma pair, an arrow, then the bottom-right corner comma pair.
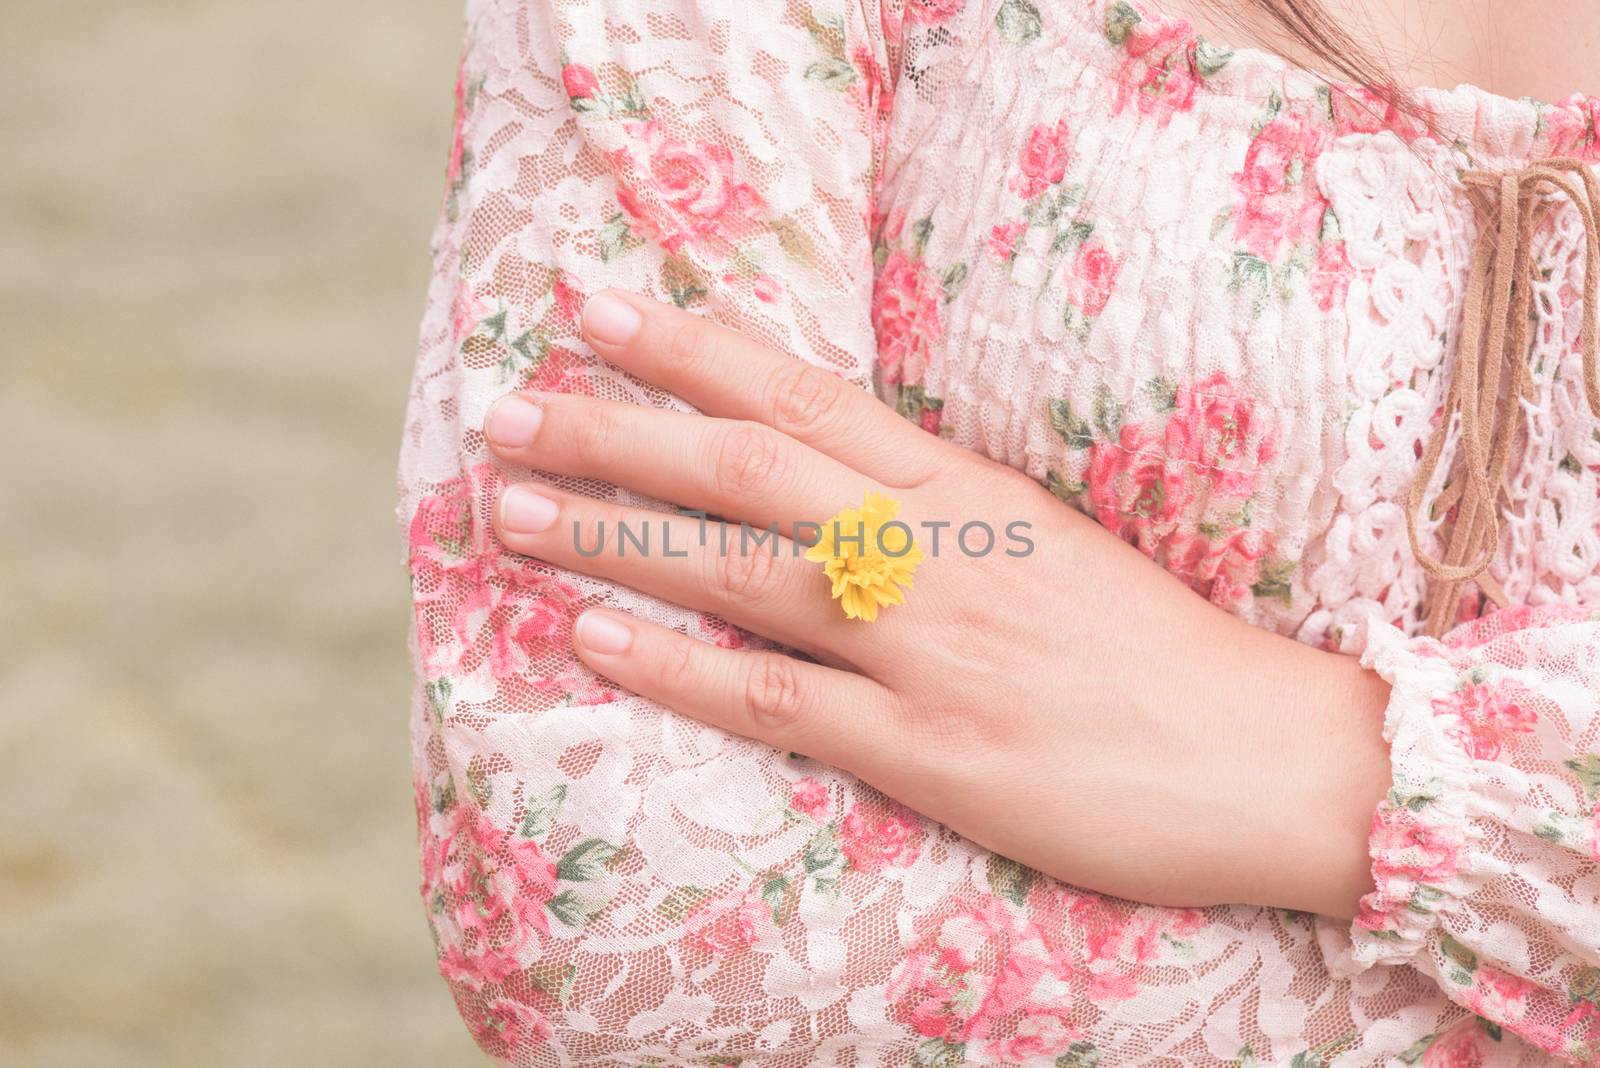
483,290 -> 1393,917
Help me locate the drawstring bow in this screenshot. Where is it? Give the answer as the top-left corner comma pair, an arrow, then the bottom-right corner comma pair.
1407,157 -> 1600,636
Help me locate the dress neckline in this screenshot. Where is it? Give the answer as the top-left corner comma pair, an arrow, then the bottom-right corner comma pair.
1062,0 -> 1600,168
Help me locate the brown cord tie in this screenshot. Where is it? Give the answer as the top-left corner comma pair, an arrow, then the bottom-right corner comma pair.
1406,157 -> 1600,636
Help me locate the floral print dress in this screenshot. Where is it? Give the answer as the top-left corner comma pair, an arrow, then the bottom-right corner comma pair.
400,0 -> 1600,1062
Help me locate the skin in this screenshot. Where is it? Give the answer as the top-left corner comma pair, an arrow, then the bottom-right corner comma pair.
484,290 -> 1394,918
1162,0 -> 1600,102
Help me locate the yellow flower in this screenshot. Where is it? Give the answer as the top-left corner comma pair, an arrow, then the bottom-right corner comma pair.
805,491 -> 924,621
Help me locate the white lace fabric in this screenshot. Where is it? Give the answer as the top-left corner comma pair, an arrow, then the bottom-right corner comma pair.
400,0 -> 1600,1062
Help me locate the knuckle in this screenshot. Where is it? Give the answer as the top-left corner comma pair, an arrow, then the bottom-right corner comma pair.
663,318 -> 715,373
713,422 -> 785,500
744,655 -> 805,733
571,403 -> 624,470
714,536 -> 781,605
656,637 -> 698,692
769,363 -> 843,435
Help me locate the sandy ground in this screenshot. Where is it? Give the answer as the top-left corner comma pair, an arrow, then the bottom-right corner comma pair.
2,1 -> 482,1062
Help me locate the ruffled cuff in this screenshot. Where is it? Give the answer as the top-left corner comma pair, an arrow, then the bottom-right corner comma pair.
1335,617 -> 1494,970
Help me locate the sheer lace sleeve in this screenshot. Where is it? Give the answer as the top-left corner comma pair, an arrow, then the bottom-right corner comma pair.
1329,606 -> 1600,1064
398,0 -> 944,1059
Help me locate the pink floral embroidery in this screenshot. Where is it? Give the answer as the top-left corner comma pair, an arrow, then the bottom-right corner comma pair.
1109,15 -> 1204,125
872,250 -> 945,388
888,897 -> 1077,1059
1357,806 -> 1464,932
1010,119 -> 1071,199
682,889 -> 769,955
1420,1018 -> 1488,1068
450,281 -> 487,345
903,0 -> 964,29
1067,239 -> 1120,319
561,63 -> 599,101
840,799 -> 925,873
1310,239 -> 1353,312
1233,111 -> 1330,262
987,219 -> 1027,262
445,54 -> 471,193
408,467 -> 592,682
1431,674 -> 1539,760
1088,425 -> 1193,545
1465,967 -> 1537,1023
612,121 -> 767,256
1164,371 -> 1277,498
790,777 -> 830,821
1542,93 -> 1600,162
1328,84 -> 1432,143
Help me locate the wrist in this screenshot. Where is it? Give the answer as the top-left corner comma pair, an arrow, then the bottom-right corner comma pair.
1199,625 -> 1393,916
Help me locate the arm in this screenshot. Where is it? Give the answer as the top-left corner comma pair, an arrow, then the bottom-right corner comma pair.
401,0 -> 935,1060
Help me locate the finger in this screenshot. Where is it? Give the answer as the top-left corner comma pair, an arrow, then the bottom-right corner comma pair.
493,481 -> 852,662
483,390 -> 875,537
572,608 -> 902,777
578,289 -> 943,486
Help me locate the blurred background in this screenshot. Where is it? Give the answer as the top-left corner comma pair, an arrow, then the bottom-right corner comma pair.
2,1 -> 482,1062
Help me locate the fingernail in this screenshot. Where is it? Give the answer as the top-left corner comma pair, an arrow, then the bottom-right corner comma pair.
576,611 -> 633,655
582,291 -> 643,346
484,394 -> 543,448
500,485 -> 559,534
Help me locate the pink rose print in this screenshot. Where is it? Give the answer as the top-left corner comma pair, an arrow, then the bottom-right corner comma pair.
888,896 -> 1078,1061
919,403 -> 944,436
840,799 -> 925,873
1421,1019 -> 1488,1068
612,121 -> 767,256
1164,371 -> 1277,498
1329,84 -> 1432,143
1542,94 -> 1600,162
790,776 -> 830,821
988,219 -> 1027,262
1010,119 -> 1071,199
682,889 -> 769,955
1165,527 -> 1268,610
1110,16 -> 1203,125
561,63 -> 599,100
445,55 -> 471,193
1309,239 -> 1353,312
872,249 -> 945,388
421,802 -> 558,1008
1087,425 -> 1193,553
1068,239 -> 1120,319
1233,111 -> 1330,261
904,0 -> 964,28
1430,675 -> 1538,760
409,467 -> 588,680
1357,807 -> 1464,932
1464,967 -> 1536,1023
450,281 -> 487,345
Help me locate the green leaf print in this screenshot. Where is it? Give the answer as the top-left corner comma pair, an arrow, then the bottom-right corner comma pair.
556,838 -> 620,882
1565,753 -> 1600,801
995,0 -> 1042,43
986,854 -> 1038,907
1193,39 -> 1233,76
1103,0 -> 1141,46
804,57 -> 857,90
913,1038 -> 967,1068
547,889 -> 605,928
1056,1044 -> 1102,1068
518,782 -> 567,840
1046,469 -> 1086,502
1092,383 -> 1123,434
1048,397 -> 1095,449
803,823 -> 841,873
656,885 -> 712,922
